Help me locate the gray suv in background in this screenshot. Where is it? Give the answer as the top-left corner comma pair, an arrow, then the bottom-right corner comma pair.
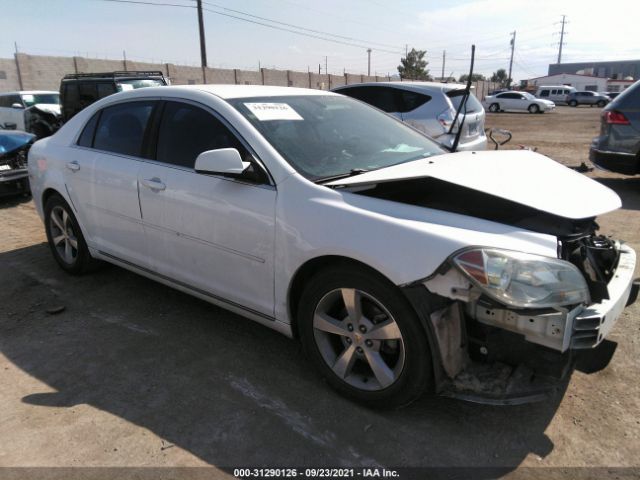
567,91 -> 610,107
590,80 -> 640,174
332,82 -> 487,151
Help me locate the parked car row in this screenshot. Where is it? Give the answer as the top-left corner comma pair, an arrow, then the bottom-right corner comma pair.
27,83 -> 638,407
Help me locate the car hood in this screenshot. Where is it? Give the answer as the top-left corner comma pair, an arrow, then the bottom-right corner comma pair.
326,150 -> 621,220
29,103 -> 61,116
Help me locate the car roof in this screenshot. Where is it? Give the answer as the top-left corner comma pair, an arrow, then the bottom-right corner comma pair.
175,84 -> 337,99
0,90 -> 58,95
333,81 -> 470,94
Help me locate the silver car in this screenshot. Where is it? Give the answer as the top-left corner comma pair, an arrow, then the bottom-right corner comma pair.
333,82 -> 487,151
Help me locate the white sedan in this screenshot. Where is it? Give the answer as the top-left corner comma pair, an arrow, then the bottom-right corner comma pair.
483,91 -> 555,113
28,85 -> 636,407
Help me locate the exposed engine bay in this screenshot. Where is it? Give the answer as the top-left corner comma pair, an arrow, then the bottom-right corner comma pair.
0,130 -> 35,196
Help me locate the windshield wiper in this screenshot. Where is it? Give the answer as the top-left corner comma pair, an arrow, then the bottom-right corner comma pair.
314,168 -> 369,184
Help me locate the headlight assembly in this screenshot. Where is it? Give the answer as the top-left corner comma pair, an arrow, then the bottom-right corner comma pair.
453,248 -> 590,308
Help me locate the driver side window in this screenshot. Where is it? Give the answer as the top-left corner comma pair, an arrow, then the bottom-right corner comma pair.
155,101 -> 267,182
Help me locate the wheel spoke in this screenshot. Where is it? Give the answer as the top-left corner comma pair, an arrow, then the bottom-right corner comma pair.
62,209 -> 69,230
341,288 -> 362,322
67,236 -> 78,249
314,312 -> 349,336
51,211 -> 64,231
52,234 -> 66,246
363,350 -> 395,388
64,240 -> 74,263
366,319 -> 402,340
332,344 -> 357,379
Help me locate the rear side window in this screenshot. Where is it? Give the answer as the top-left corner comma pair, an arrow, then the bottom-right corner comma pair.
448,90 -> 483,113
398,90 -> 431,112
540,90 -> 550,97
77,112 -> 100,147
338,86 -> 401,113
93,101 -> 154,156
156,101 -> 247,168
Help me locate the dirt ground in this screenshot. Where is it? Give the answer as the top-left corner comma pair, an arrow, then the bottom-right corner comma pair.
0,106 -> 639,479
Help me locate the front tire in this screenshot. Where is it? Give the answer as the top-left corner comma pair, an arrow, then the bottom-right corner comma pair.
569,100 -> 578,107
597,100 -> 606,107
528,104 -> 540,114
44,194 -> 98,274
298,266 -> 432,408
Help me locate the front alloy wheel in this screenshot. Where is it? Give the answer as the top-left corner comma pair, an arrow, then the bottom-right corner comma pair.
299,267 -> 432,408
49,205 -> 79,265
313,288 -> 405,391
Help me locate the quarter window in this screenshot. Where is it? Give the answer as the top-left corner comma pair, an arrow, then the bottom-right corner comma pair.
156,101 -> 247,168
77,111 -> 100,148
93,101 -> 154,156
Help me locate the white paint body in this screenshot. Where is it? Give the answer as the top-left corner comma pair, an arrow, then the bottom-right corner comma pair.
483,91 -> 556,113
28,85 -> 622,337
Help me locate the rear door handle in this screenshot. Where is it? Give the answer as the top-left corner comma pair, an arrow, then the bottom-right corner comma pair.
141,177 -> 166,191
66,161 -> 80,172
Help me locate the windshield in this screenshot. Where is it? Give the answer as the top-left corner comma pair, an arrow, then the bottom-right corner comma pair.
21,93 -> 59,107
447,89 -> 483,113
116,79 -> 165,91
229,95 -> 444,181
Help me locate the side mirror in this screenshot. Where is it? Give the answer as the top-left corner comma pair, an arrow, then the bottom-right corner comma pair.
194,148 -> 250,176
11,103 -> 24,109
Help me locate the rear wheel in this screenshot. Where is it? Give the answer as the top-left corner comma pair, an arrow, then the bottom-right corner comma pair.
298,266 -> 432,408
528,104 -> 540,114
569,100 -> 578,107
597,100 -> 606,107
488,103 -> 500,113
44,194 -> 98,274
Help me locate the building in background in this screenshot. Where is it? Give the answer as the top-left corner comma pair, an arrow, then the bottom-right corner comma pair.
548,60 -> 640,80
524,73 -> 607,92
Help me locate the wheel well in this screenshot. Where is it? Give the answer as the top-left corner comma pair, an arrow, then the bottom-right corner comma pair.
42,188 -> 62,210
287,255 -> 393,338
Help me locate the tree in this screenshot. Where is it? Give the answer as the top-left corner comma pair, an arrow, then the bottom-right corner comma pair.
458,73 -> 486,82
398,48 -> 431,80
490,69 -> 511,87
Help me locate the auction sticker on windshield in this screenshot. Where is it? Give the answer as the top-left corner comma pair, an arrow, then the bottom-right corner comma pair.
245,103 -> 303,121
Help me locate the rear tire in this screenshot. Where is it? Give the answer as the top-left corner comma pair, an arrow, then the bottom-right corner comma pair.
44,193 -> 99,275
528,104 -> 540,114
569,100 -> 578,107
488,103 -> 500,113
597,100 -> 606,107
298,266 -> 433,408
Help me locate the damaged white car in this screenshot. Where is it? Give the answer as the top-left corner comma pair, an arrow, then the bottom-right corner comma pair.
28,85 -> 638,407
0,91 -> 62,138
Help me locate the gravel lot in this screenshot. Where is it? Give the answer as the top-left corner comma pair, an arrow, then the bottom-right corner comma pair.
0,106 -> 638,479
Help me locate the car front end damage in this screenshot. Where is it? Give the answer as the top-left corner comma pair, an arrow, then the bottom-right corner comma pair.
407,231 -> 638,404
24,104 -> 62,139
0,131 -> 35,196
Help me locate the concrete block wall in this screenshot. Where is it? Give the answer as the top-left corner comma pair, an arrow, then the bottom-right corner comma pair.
206,67 -> 235,84
235,69 -> 262,85
15,53 -> 75,91
0,53 -> 402,92
0,58 -> 20,91
262,69 -> 288,86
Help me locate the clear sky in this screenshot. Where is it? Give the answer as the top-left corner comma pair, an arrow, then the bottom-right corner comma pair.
2,0 -> 639,82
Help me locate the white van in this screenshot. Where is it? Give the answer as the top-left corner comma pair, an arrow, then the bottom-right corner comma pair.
536,86 -> 576,105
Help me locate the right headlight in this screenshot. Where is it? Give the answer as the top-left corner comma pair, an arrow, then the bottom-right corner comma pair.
452,248 -> 590,309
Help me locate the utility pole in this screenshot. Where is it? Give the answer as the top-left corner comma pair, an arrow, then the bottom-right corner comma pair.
14,42 -> 23,90
325,56 -> 328,75
196,0 -> 207,82
507,30 -> 516,88
557,15 -> 567,63
367,49 -> 372,76
441,50 -> 445,80
405,44 -> 408,59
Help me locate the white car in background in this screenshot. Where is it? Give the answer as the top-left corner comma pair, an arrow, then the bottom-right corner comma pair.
483,91 -> 555,113
333,82 -> 487,151
0,91 -> 62,138
28,85 -> 637,407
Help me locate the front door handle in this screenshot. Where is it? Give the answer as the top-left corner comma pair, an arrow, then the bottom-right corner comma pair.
141,177 -> 166,191
66,161 -> 80,172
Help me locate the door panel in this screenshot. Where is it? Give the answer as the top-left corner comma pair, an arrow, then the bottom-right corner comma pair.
138,163 -> 276,316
